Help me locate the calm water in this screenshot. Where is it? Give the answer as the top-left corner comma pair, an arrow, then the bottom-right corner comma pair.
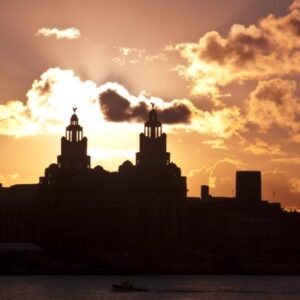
0,275 -> 299,300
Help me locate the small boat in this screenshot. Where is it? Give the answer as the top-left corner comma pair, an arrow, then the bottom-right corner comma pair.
112,281 -> 150,292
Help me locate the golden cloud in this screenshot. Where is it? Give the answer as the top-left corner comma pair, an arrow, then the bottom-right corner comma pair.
0,68 -> 99,137
0,68 -> 245,140
202,139 -> 227,150
244,138 -> 285,156
112,47 -> 167,66
246,78 -> 300,133
170,0 -> 300,98
192,106 -> 245,138
271,157 -> 300,165
36,27 -> 80,39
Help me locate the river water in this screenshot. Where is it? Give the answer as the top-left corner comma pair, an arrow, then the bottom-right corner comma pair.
0,275 -> 299,300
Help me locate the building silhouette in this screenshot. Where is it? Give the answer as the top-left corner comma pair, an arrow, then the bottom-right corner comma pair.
58,107 -> 91,170
37,107 -> 186,257
0,107 -> 300,273
136,104 -> 170,167
236,171 -> 261,203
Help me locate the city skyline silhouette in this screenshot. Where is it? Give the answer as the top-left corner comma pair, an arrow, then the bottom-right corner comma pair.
1,0 -> 300,210
1,0 -> 300,278
0,107 -> 299,274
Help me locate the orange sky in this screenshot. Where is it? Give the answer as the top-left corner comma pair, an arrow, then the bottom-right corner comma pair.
1,0 -> 300,209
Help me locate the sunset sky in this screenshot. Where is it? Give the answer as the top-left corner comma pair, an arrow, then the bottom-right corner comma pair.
1,0 -> 300,209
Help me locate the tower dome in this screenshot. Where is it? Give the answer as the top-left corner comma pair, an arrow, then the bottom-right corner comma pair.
144,104 -> 162,138
71,113 -> 78,123
70,107 -> 79,125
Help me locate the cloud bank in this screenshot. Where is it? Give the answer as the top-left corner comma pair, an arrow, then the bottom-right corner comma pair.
170,0 -> 300,97
99,89 -> 191,124
0,68 -> 245,139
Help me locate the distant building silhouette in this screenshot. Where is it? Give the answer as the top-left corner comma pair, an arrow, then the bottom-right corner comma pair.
201,185 -> 210,200
0,107 -> 300,272
236,171 -> 261,202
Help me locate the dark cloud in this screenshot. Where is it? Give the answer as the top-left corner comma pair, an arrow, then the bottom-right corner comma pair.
200,34 -> 226,64
229,33 -> 270,65
99,89 -> 147,122
99,89 -> 191,124
254,79 -> 289,105
100,89 -> 130,121
158,103 -> 191,124
200,31 -> 271,67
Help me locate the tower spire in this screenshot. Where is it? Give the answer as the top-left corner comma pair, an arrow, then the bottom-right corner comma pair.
67,108 -> 82,142
56,109 -> 90,170
144,104 -> 162,138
